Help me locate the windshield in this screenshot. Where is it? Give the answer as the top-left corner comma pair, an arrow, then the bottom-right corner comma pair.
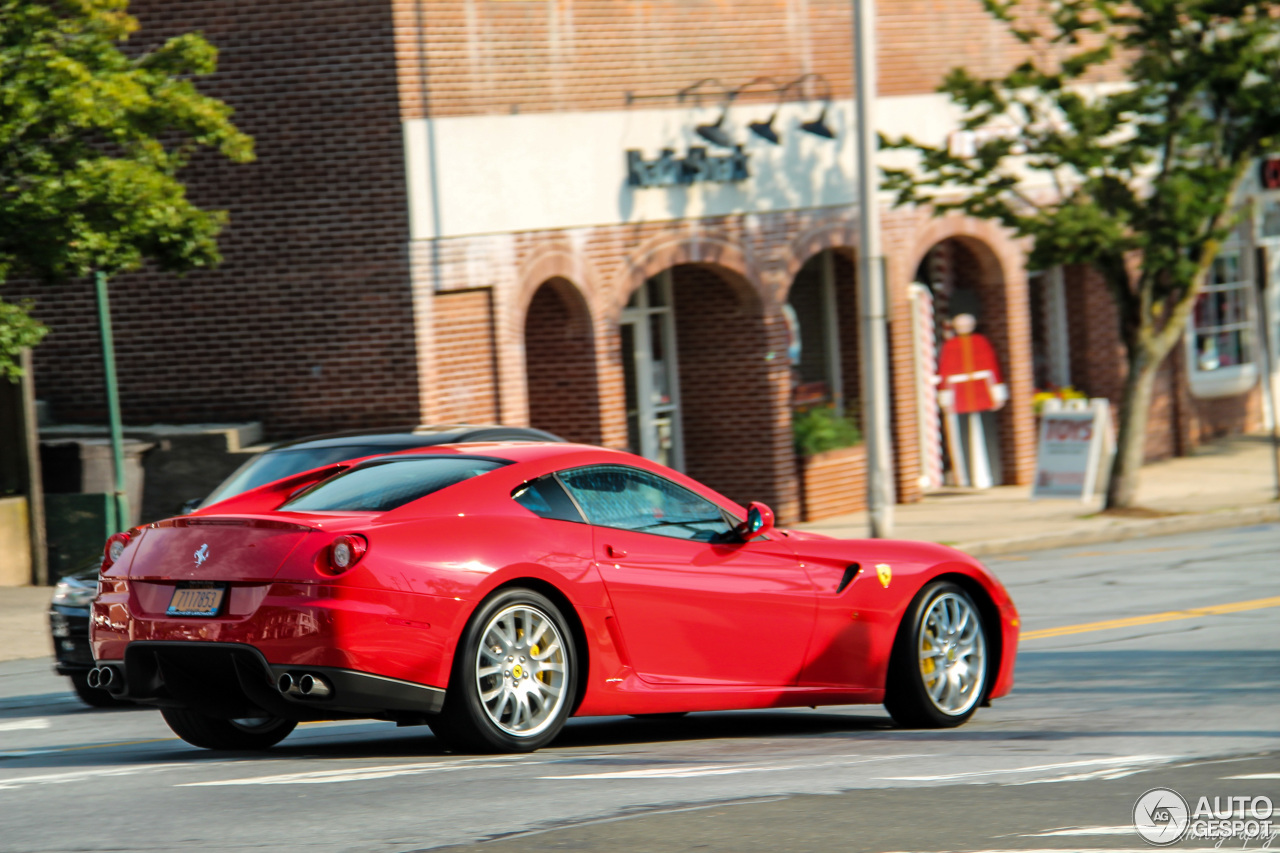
279,457 -> 509,513
201,446 -> 396,507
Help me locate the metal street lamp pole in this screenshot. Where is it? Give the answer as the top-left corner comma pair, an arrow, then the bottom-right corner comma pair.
853,0 -> 896,537
94,270 -> 130,532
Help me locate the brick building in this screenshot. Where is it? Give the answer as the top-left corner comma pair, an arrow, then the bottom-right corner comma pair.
15,0 -> 1274,523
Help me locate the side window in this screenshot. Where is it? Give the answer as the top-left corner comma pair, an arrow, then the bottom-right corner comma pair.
558,465 -> 734,542
511,476 -> 583,523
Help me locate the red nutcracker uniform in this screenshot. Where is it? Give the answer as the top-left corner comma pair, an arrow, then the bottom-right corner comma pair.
938,332 -> 1006,414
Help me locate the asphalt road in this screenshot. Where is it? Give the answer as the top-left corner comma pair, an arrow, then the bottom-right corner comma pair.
1,524 -> 1276,853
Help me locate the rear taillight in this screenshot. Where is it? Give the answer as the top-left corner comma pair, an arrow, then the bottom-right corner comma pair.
103,532 -> 131,569
327,534 -> 368,573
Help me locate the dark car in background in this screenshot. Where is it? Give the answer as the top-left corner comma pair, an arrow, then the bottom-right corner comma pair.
50,424 -> 564,706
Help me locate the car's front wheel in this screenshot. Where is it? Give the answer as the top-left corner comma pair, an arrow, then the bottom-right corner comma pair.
885,581 -> 989,728
429,588 -> 577,753
161,708 -> 297,750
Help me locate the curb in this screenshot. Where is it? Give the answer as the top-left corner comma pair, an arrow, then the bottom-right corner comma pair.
953,503 -> 1280,558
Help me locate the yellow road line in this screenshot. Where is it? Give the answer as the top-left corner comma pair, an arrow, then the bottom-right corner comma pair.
1020,595 -> 1280,641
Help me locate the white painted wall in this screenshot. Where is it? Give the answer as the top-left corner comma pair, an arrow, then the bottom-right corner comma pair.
402,94 -> 975,241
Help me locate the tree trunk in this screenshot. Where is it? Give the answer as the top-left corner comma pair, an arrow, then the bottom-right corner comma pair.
1105,345 -> 1161,509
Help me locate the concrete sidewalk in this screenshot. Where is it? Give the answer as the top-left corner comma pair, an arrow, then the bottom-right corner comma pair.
0,586 -> 55,664
1,433 -> 1277,665
796,432 -> 1280,555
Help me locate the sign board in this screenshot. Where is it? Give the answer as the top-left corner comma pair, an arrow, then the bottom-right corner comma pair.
626,146 -> 750,188
1031,398 -> 1114,502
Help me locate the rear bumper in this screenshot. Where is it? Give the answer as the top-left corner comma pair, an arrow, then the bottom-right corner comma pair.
96,642 -> 444,722
92,580 -> 464,690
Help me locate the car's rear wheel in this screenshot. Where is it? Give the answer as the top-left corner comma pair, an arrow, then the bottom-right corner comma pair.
161,707 -> 297,750
429,588 -> 577,753
68,672 -> 131,708
885,581 -> 989,728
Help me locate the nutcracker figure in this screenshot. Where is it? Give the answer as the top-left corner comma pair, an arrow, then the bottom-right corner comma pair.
936,314 -> 1007,488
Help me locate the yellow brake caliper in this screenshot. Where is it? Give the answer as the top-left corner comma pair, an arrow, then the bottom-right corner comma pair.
531,643 -> 549,683
921,637 -> 936,675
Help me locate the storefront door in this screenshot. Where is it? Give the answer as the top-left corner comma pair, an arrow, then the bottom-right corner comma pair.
620,272 -> 684,470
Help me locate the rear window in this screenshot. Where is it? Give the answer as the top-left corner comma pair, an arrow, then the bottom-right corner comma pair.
279,457 -> 509,512
202,445 -> 400,507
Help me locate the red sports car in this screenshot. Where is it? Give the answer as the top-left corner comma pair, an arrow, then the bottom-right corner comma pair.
90,442 -> 1018,753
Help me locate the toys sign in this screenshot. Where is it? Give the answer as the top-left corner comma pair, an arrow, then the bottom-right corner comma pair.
1031,398 -> 1114,501
1043,418 -> 1093,443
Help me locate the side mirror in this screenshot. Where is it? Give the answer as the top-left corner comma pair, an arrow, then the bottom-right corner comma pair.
179,498 -> 203,515
737,501 -> 775,541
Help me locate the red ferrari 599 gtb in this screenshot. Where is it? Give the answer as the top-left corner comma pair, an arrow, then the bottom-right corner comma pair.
90,442 -> 1018,753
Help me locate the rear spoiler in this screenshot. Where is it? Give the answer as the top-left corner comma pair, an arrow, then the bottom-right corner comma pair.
191,463 -> 350,516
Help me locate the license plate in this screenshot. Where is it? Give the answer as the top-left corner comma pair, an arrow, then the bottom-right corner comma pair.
167,584 -> 226,617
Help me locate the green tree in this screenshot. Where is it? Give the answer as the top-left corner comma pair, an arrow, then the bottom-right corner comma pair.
881,0 -> 1280,509
0,0 -> 253,378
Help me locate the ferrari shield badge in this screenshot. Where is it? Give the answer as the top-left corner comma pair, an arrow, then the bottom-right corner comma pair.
875,563 -> 892,588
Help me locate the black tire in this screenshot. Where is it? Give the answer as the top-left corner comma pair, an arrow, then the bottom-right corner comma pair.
884,581 -> 989,729
429,588 -> 578,753
69,672 -> 132,709
161,707 -> 297,750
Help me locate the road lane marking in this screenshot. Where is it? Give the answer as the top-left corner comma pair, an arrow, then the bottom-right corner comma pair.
543,763 -> 744,780
1227,773 -> 1280,780
540,754 -> 925,781
0,720 -> 388,761
0,719 -> 50,733
1013,766 -> 1154,784
1020,595 -> 1280,640
881,849 -> 1156,853
879,755 -> 1172,782
179,755 -> 541,786
1022,827 -> 1135,837
0,763 -> 192,791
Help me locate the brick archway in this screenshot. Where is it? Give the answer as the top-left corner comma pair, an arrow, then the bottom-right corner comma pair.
644,262 -> 798,521
909,221 -> 1034,488
514,246 -> 606,334
523,277 -> 603,444
618,236 -> 763,321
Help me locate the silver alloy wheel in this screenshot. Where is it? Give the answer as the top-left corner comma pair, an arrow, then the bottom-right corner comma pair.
475,603 -> 569,738
917,591 -> 987,716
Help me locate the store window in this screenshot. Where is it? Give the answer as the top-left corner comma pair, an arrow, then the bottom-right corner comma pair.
1029,267 -> 1071,390
786,252 -> 844,410
1187,243 -> 1258,398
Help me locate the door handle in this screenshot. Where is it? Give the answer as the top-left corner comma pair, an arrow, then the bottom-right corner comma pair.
605,544 -> 627,559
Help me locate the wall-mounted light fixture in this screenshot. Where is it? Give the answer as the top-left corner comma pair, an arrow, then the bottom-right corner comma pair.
623,74 -> 838,150
743,74 -> 837,145
730,77 -> 783,145
787,74 -> 837,141
626,78 -> 740,149
678,79 -> 737,149
800,107 -> 836,139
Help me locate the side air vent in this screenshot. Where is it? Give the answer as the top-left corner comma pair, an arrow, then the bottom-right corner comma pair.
837,563 -> 862,594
